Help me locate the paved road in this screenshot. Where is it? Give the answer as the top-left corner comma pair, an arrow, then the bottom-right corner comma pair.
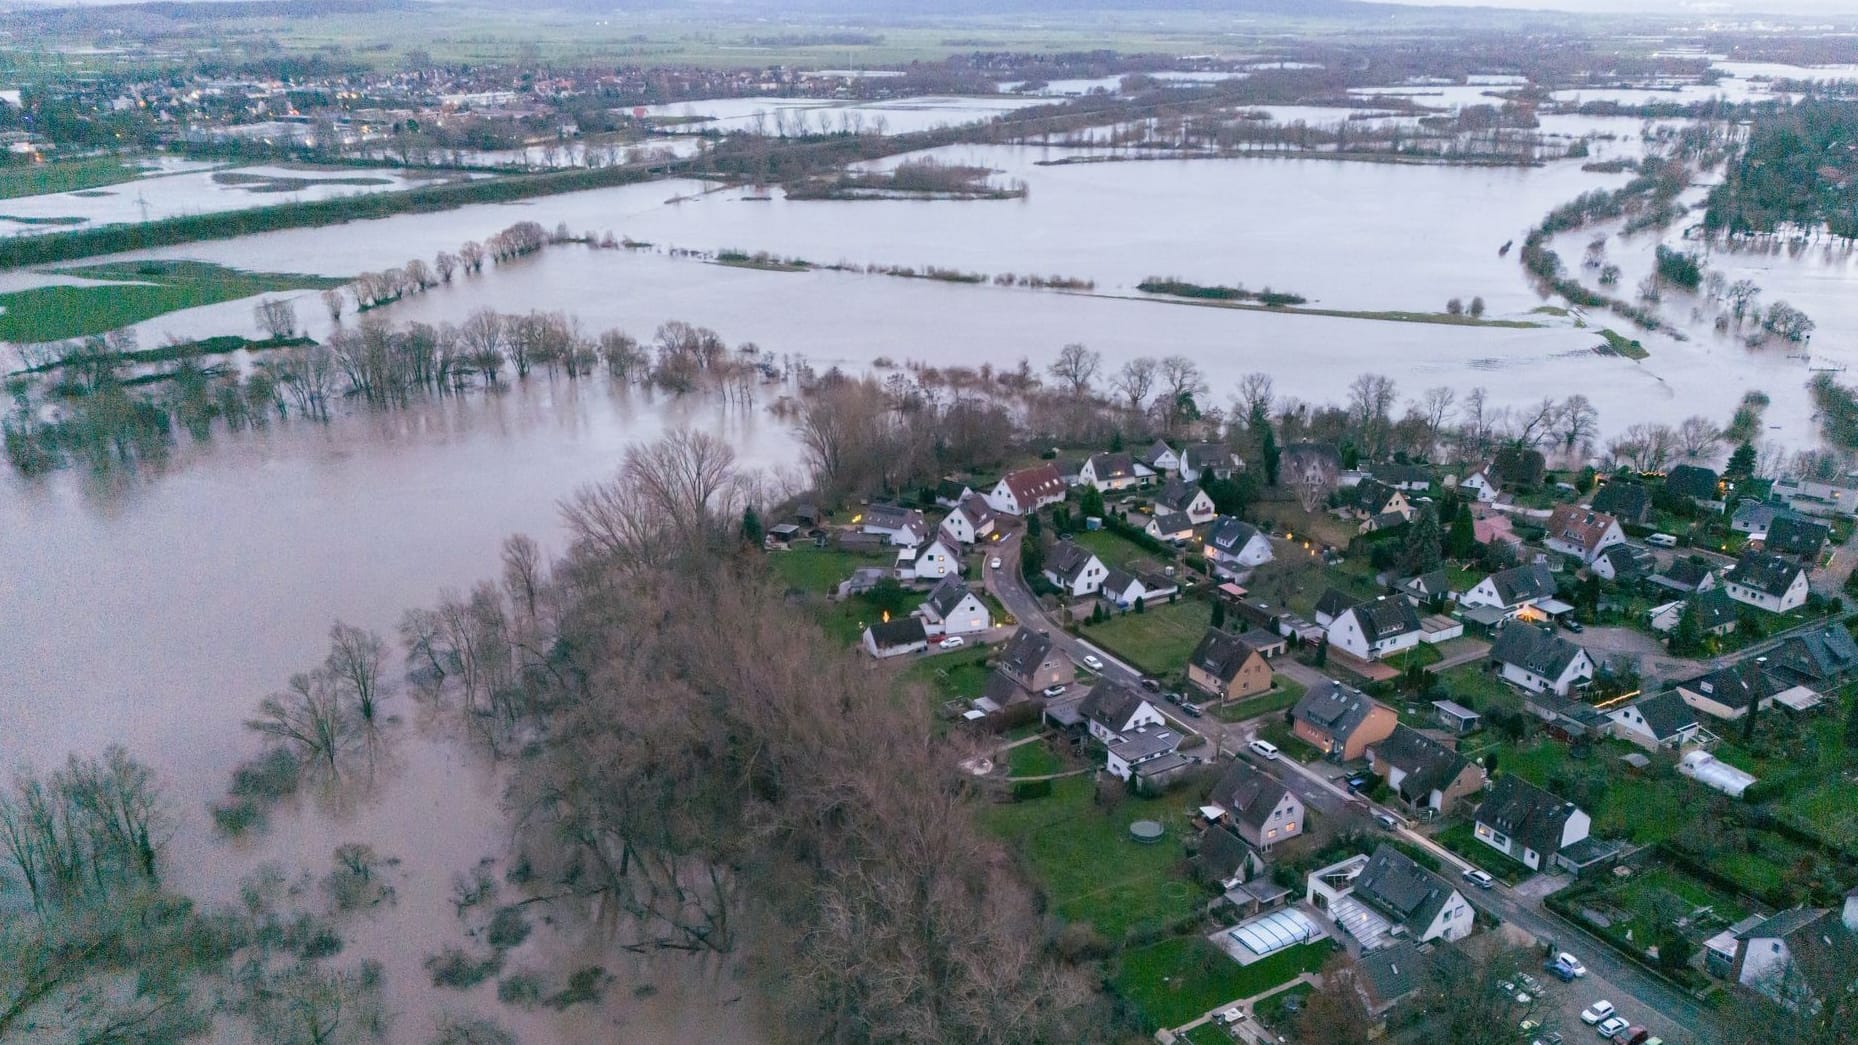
989,533 -> 1722,1043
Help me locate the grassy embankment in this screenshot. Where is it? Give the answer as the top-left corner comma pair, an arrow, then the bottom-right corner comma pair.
0,157 -> 149,200
1128,280 -> 1543,329
1596,327 -> 1650,359
0,160 -> 670,271
0,261 -> 344,344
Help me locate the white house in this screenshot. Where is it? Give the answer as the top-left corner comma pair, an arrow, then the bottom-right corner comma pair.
916,577 -> 992,637
1139,439 -> 1180,476
859,504 -> 930,547
1459,563 -> 1556,616
1145,511 -> 1197,544
1326,596 -> 1423,662
1105,726 -> 1185,782
1204,516 -> 1274,577
1307,847 -> 1474,950
1044,542 -> 1108,597
1078,680 -> 1165,744
1723,552 -> 1809,614
1472,775 -> 1590,872
1458,465 -> 1500,502
1732,908 -> 1858,1010
1179,443 -> 1241,483
1153,477 -> 1217,525
861,617 -> 928,659
1099,569 -> 1151,609
1544,505 -> 1626,565
1607,691 -> 1702,752
985,464 -> 1067,516
1078,451 -> 1154,492
1488,625 -> 1594,696
938,492 -> 998,546
900,538 -> 963,581
1772,475 -> 1858,517
1210,760 -> 1305,850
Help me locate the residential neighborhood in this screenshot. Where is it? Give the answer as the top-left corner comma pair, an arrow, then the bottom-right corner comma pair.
758,428 -> 1858,1045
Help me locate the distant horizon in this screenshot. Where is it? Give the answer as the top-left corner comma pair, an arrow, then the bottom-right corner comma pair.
3,0 -> 1857,15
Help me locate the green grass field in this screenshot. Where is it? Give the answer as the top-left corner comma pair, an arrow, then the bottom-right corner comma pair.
0,158 -> 148,201
1083,599 -> 1211,676
766,547 -> 889,594
1434,821 -> 1532,884
982,775 -> 1204,941
1069,527 -> 1163,571
1008,740 -> 1064,777
1214,678 -> 1307,723
1113,937 -> 1331,1031
0,261 -> 343,344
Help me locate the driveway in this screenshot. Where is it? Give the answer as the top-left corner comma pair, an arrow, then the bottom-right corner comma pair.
985,533 -> 1722,1043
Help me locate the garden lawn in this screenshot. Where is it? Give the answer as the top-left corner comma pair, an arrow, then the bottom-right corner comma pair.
767,547 -> 888,593
813,590 -> 925,647
982,776 -> 1204,941
0,157 -> 148,200
1434,821 -> 1531,884
1177,1024 -> 1234,1045
1,261 -> 343,343
1070,527 -> 1162,571
1437,662 -> 1523,713
1383,643 -> 1442,671
898,655 -> 992,703
1084,599 -> 1211,676
1216,678 -> 1306,723
1008,740 -> 1064,777
1114,937 -> 1331,1031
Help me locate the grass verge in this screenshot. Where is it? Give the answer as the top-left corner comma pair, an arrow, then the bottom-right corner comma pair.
1113,937 -> 1331,1031
0,157 -> 147,200
0,260 -> 342,343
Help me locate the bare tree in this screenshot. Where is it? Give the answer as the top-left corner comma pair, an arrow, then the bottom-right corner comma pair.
255,298 -> 298,342
1346,372 -> 1397,460
1236,371 -> 1276,422
1111,357 -> 1157,413
1416,386 -> 1455,456
247,671 -> 356,781
1513,396 -> 1560,448
1678,414 -> 1723,459
321,288 -> 345,325
433,251 -> 459,284
325,623 -> 387,727
1557,394 -> 1598,453
1157,355 -> 1208,432
1047,342 -> 1101,398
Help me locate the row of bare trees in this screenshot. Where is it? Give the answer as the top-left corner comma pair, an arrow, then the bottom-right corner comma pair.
347,431 -> 1101,1038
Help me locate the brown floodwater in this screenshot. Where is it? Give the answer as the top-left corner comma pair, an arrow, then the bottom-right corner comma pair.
1,377 -> 792,1041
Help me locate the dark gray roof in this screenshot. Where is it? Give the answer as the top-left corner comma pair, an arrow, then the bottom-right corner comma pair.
1491,446 -> 1545,487
1149,510 -> 1195,536
1475,775 -> 1580,857
1154,476 -> 1203,513
1590,481 -> 1651,522
981,670 -> 1026,707
1189,628 -> 1260,684
1356,844 -> 1458,936
1367,510 -> 1409,531
1377,463 -> 1432,487
1655,557 -> 1715,591
955,491 -> 997,528
1369,725 -> 1470,803
1487,562 -> 1555,606
1689,588 -> 1738,631
1182,442 -> 1236,472
1107,725 -> 1180,764
934,479 -> 970,502
1725,551 -> 1805,598
1210,760 -> 1294,830
1354,941 -> 1427,1007
863,503 -> 925,531
1292,680 -> 1381,742
997,627 -> 1053,679
1101,568 -> 1141,597
1343,596 -> 1422,643
866,617 -> 926,648
1086,451 -> 1139,480
1400,570 -> 1450,598
1678,658 -> 1790,712
1079,679 -> 1149,732
1196,822 -> 1258,879
1732,499 -> 1800,531
923,577 -> 976,620
1767,515 -> 1830,558
1206,516 -> 1263,553
1046,541 -> 1101,583
1595,543 -> 1654,579
1140,439 -> 1176,469
1623,690 -> 1697,740
1314,588 -> 1358,621
1666,464 -> 1721,501
1769,625 -> 1858,683
1489,625 -> 1587,681
1351,478 -> 1401,513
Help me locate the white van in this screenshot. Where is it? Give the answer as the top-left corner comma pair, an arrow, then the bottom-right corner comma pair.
1646,533 -> 1678,548
1248,739 -> 1280,760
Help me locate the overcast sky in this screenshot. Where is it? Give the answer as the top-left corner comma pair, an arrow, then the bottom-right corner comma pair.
1375,0 -> 1857,14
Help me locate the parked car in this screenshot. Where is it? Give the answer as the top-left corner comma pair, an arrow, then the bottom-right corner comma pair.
1081,654 -> 1104,670
938,636 -> 966,649
1041,685 -> 1067,698
1562,619 -> 1585,633
1580,1001 -> 1615,1025
1374,811 -> 1402,830
1557,953 -> 1588,978
1545,959 -> 1577,982
1596,1016 -> 1629,1038
1462,867 -> 1495,889
989,557 -> 1002,569
1519,973 -> 1543,994
1180,702 -> 1203,718
1345,774 -> 1372,793
1140,677 -> 1161,691
1214,1008 -> 1246,1026
1646,533 -> 1678,548
1248,739 -> 1280,760
1611,1027 -> 1648,1045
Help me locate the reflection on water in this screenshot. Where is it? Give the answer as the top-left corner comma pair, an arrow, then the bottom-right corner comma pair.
0,378 -> 788,1042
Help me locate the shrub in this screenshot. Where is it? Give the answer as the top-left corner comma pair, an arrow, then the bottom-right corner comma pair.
486,905 -> 533,950
426,947 -> 504,990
